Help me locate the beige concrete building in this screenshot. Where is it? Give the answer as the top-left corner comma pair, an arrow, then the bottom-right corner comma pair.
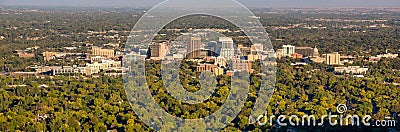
310,56 -> 325,63
276,49 -> 283,59
334,66 -> 368,74
251,44 -> 263,53
214,57 -> 227,67
196,64 -> 218,72
86,62 -> 109,72
92,46 -> 115,58
86,60 -> 120,72
150,43 -> 167,60
43,51 -> 57,61
368,53 -> 398,63
232,59 -> 253,73
326,52 -> 341,65
187,37 -> 202,59
239,46 -> 251,56
213,67 -> 224,76
248,54 -> 261,61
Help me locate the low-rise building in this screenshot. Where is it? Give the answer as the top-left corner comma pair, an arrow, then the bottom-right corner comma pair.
334,66 -> 369,74
43,51 -> 57,61
309,56 -> 325,63
35,66 -> 61,74
291,53 -> 303,59
203,56 -> 215,63
91,56 -> 106,63
52,66 -> 87,75
291,62 -> 308,66
215,57 -> 227,67
18,52 -> 35,58
251,44 -> 264,54
369,53 -> 398,62
35,66 -> 99,75
173,53 -> 184,60
231,59 -> 253,73
196,64 -> 218,72
295,47 -> 314,57
92,46 -> 115,58
368,56 -> 381,63
213,67 -> 224,76
276,49 -> 283,59
248,54 -> 261,61
377,53 -> 398,58
239,46 -> 251,56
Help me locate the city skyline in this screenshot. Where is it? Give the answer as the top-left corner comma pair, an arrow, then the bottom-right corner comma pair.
2,0 -> 400,8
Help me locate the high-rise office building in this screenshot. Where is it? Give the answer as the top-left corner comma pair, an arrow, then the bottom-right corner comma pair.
219,37 -> 235,59
326,52 -> 341,65
150,43 -> 167,60
282,45 -> 295,57
187,37 -> 202,59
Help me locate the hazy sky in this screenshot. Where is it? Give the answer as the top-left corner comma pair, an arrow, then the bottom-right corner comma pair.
2,0 -> 400,8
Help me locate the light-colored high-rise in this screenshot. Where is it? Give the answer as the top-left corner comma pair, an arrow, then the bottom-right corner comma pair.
219,37 -> 235,59
282,45 -> 295,57
326,52 -> 341,65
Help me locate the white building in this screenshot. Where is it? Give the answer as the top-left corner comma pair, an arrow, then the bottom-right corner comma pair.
282,45 -> 295,57
218,37 -> 235,59
86,60 -> 121,72
91,56 -> 106,62
377,53 -> 398,58
334,66 -> 369,74
35,66 -> 100,75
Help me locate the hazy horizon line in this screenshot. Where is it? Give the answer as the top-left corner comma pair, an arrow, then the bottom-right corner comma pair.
2,5 -> 400,10
2,0 -> 400,9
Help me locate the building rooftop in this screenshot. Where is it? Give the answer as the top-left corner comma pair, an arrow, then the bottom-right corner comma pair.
219,37 -> 233,42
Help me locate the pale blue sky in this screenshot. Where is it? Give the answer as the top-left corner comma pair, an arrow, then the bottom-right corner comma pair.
2,0 -> 400,8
